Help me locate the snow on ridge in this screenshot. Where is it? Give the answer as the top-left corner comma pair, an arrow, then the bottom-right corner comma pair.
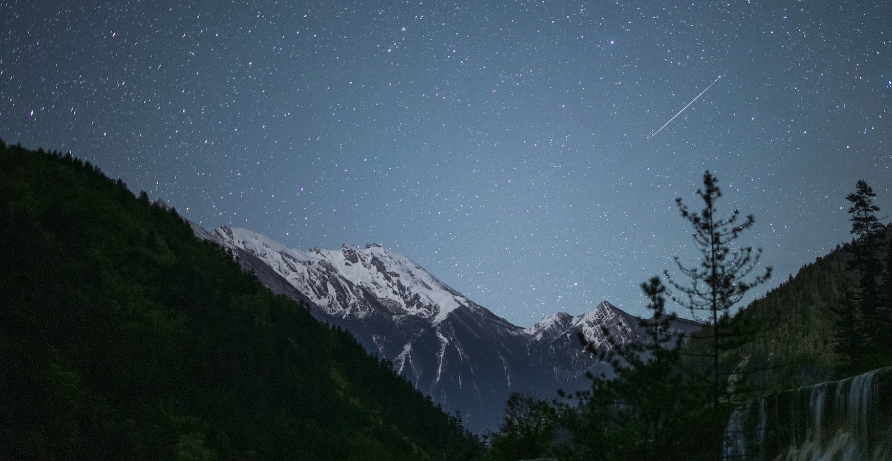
522,301 -> 634,349
325,243 -> 469,323
572,301 -> 615,326
218,226 -> 292,257
214,227 -> 470,323
523,311 -> 574,340
214,226 -> 639,337
573,301 -> 634,348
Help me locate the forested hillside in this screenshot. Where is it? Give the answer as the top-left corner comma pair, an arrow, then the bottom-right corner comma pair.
0,141 -> 481,460
729,245 -> 851,387
727,224 -> 892,390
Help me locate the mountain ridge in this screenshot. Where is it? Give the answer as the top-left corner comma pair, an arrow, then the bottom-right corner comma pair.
198,224 -> 703,432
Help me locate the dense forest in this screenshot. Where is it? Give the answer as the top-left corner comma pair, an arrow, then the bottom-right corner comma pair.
728,227 -> 892,390
0,141 -> 482,460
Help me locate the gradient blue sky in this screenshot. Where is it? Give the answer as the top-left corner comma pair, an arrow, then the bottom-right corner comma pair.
3,0 -> 890,325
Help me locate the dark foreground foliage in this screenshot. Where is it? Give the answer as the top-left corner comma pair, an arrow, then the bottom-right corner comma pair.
0,141 -> 482,460
484,174 -> 892,461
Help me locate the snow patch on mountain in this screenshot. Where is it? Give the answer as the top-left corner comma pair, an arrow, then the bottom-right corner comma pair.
435,330 -> 449,385
394,342 -> 415,377
524,311 -> 574,342
213,226 -> 472,324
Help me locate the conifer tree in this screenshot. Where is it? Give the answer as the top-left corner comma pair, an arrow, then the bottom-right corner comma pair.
664,171 -> 771,461
846,181 -> 883,317
839,180 -> 889,371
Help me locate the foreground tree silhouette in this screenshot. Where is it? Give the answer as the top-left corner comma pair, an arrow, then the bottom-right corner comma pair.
847,181 -> 883,323
835,180 -> 889,374
665,171 -> 771,461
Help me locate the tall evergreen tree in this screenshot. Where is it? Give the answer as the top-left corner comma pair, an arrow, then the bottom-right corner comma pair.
846,181 -> 883,319
838,180 -> 889,372
847,180 -> 883,240
664,171 -> 771,461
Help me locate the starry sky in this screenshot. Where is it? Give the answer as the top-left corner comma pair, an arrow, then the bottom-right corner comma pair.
3,0 -> 891,326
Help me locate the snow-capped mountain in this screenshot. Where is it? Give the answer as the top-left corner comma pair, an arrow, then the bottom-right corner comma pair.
195,224 -> 702,433
212,226 -> 489,324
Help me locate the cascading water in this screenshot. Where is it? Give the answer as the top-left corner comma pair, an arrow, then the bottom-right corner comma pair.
724,366 -> 892,461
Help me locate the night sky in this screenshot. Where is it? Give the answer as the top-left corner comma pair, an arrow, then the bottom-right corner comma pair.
3,0 -> 891,326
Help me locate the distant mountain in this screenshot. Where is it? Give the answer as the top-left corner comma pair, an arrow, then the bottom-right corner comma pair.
198,225 -> 703,432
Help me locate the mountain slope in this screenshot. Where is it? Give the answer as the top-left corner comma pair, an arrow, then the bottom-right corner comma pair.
0,142 -> 481,460
725,226 -> 892,389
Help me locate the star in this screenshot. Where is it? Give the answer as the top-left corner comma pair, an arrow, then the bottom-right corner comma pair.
2,0 -> 891,324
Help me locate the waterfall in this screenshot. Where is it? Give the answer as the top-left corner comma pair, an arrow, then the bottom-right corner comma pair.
724,366 -> 892,461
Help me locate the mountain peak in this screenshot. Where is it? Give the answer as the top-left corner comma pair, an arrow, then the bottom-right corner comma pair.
572,300 -> 635,348
524,311 -> 575,342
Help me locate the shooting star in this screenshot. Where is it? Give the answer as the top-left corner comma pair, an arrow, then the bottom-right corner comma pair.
647,74 -> 722,141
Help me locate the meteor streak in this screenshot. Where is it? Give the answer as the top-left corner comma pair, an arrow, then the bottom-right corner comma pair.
647,74 -> 722,141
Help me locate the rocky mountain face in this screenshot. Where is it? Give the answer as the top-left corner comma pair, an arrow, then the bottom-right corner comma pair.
194,224 -> 702,433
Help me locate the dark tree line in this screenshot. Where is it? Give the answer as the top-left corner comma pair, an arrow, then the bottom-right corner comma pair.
833,180 -> 892,377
